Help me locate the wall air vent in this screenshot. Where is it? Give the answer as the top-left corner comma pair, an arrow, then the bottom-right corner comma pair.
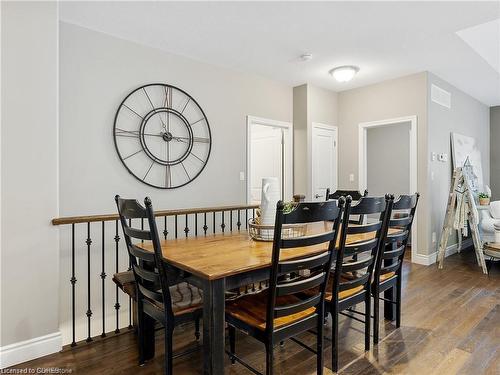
431,84 -> 451,109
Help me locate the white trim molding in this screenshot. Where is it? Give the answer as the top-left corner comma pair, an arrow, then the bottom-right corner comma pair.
0,332 -> 62,369
358,115 -> 419,263
412,239 -> 473,266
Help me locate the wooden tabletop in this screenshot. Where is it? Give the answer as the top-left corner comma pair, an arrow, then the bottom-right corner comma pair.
140,222 -> 396,280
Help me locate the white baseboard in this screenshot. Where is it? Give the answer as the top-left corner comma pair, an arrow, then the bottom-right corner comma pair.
0,331 -> 62,369
411,239 -> 473,266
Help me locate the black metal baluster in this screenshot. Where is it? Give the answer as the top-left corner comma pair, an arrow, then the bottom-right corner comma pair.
130,219 -> 135,329
221,211 -> 225,233
203,213 -> 208,235
184,214 -> 189,237
252,208 -> 255,219
195,214 -> 198,236
70,224 -> 77,347
246,209 -> 248,229
237,210 -> 241,231
101,221 -> 106,338
213,212 -> 216,234
163,216 -> 168,239
114,220 -> 121,334
175,215 -> 178,239
141,218 -> 144,244
86,222 -> 93,342
230,211 -> 233,232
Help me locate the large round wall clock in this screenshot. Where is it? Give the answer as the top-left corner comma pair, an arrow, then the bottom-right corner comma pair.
113,83 -> 211,189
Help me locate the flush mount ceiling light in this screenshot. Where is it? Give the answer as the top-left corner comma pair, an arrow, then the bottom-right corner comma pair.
329,65 -> 360,82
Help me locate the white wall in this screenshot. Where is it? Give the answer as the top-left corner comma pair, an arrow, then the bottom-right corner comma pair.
427,73 -> 490,254
58,22 -> 293,344
1,1 -> 60,366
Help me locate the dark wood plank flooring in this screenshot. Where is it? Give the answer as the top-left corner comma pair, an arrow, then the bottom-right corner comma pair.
9,249 -> 500,374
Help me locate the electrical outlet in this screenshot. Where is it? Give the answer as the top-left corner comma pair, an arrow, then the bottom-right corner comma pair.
349,174 -> 355,182
432,232 -> 437,243
438,153 -> 448,162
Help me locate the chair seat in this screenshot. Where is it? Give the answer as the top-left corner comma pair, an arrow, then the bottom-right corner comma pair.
226,291 -> 316,331
379,271 -> 396,282
170,282 -> 203,313
301,276 -> 365,302
145,282 -> 203,316
112,271 -> 136,298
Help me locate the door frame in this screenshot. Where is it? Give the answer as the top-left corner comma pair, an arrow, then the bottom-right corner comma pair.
246,116 -> 293,204
310,122 -> 338,200
358,115 -> 418,263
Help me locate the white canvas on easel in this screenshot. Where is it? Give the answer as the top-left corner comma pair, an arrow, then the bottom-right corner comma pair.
451,132 -> 484,193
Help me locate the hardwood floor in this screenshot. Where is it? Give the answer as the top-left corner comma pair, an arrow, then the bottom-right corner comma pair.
9,249 -> 500,374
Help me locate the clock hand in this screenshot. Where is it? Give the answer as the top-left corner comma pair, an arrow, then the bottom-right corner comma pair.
171,136 -> 210,143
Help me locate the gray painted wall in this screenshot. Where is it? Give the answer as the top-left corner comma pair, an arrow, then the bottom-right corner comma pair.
293,85 -> 308,196
59,22 -> 292,215
1,1 -> 60,352
337,73 -> 429,257
293,84 -> 338,198
58,22 -> 293,343
427,73 -> 490,254
367,122 -> 410,196
491,106 -> 500,200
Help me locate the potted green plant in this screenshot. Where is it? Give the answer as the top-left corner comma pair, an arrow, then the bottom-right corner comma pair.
478,192 -> 490,206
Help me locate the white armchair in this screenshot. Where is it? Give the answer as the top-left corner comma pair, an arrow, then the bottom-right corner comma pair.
480,201 -> 500,243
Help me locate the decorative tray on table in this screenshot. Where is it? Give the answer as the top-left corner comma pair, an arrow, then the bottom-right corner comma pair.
248,219 -> 307,242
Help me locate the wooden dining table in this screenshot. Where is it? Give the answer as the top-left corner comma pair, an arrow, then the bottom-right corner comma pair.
141,222 -> 398,375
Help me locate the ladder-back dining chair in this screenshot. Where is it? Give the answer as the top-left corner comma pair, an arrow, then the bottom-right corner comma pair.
326,189 -> 369,224
325,195 -> 393,372
115,196 -> 202,375
225,199 -> 346,375
372,193 -> 419,344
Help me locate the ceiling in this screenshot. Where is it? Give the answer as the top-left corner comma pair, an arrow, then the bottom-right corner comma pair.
60,1 -> 500,106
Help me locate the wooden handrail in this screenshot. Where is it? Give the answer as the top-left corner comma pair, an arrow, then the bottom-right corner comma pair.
52,204 -> 259,225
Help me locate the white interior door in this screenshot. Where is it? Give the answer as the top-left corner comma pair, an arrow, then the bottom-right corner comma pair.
250,125 -> 283,204
312,124 -> 338,201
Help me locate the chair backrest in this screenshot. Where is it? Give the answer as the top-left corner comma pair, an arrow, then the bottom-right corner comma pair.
331,195 -> 393,302
265,198 -> 347,336
326,189 -> 369,224
115,195 -> 174,319
325,188 -> 368,201
374,193 -> 419,282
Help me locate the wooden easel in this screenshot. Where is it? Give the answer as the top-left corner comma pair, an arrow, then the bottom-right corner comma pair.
437,167 -> 488,274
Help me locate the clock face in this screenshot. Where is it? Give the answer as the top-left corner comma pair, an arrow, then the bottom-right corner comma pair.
113,83 -> 211,189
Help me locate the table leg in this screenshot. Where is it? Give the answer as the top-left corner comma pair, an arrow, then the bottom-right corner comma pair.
202,278 -> 225,375
384,243 -> 396,321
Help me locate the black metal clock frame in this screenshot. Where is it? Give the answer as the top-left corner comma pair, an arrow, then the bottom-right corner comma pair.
113,83 -> 212,189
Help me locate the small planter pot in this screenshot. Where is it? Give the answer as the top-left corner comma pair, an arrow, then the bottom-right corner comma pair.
479,197 -> 490,206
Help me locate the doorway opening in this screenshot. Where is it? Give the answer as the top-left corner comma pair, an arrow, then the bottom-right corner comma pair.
358,116 -> 418,263
247,116 -> 292,204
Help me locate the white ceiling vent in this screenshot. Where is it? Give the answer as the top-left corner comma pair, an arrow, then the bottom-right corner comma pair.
431,84 -> 451,109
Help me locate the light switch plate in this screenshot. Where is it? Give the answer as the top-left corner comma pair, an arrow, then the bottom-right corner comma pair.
239,171 -> 245,181
349,174 -> 355,182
